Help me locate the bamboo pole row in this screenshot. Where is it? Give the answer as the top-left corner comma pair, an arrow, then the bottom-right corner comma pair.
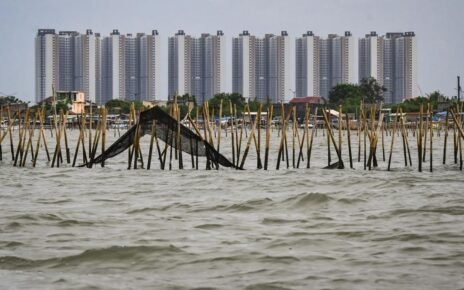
1,102 -> 464,172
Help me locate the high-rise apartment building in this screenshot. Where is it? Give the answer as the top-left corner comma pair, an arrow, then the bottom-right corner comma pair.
168,30 -> 192,97
58,31 -> 79,91
360,31 -> 417,103
395,32 -> 418,102
269,31 -> 292,103
295,31 -> 320,97
74,29 -> 101,103
101,29 -> 126,103
319,31 -> 356,99
297,31 -> 355,100
139,30 -> 161,101
169,30 -> 226,102
36,28 -> 161,104
232,31 -> 256,101
203,31 -> 226,101
125,33 -> 141,101
35,29 -> 59,103
233,31 -> 292,103
358,31 -> 384,86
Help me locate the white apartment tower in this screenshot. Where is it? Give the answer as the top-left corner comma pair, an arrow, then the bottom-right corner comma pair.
125,33 -> 141,101
58,31 -> 79,91
232,31 -> 256,101
35,29 -> 59,103
204,31 -> 226,101
169,30 -> 225,102
319,31 -> 356,99
269,31 -> 292,103
398,32 -> 418,101
360,31 -> 417,103
295,31 -> 320,97
102,29 -> 126,103
358,31 -> 384,85
140,30 -> 161,100
74,29 -> 101,104
168,30 -> 192,97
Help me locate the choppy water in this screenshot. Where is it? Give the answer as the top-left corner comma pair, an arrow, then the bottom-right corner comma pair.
1,129 -> 464,289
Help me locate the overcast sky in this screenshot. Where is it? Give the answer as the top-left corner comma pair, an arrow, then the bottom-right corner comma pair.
0,0 -> 462,103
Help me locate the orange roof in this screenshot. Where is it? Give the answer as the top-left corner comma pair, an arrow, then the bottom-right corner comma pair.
289,96 -> 321,104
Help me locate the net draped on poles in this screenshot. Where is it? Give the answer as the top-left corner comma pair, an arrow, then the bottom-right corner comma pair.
85,106 -> 236,169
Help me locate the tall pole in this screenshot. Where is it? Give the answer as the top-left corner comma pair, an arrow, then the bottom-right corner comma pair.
458,76 -> 461,102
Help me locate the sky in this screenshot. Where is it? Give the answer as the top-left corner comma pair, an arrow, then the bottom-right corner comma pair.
0,0 -> 462,103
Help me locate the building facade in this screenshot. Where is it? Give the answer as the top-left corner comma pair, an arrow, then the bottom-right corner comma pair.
295,31 -> 320,97
360,31 -> 417,103
296,31 -> 355,100
232,31 -> 292,103
139,30 -> 161,101
269,31 -> 292,103
35,29 -> 59,103
74,29 -> 101,104
101,29 -> 126,103
232,31 -> 256,101
168,30 -> 226,102
168,30 -> 192,97
36,28 -> 161,104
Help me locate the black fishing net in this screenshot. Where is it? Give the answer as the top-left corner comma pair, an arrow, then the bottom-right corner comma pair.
87,106 -> 236,168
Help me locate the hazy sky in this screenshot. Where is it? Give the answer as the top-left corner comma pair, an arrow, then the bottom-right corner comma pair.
0,0 -> 462,103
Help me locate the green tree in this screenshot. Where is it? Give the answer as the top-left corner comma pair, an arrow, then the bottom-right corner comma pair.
359,77 -> 386,104
388,91 -> 452,112
328,83 -> 362,112
0,95 -> 27,106
208,93 -> 246,116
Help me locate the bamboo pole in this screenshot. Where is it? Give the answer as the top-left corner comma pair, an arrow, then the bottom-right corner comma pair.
276,103 -> 287,170
418,104 -> 423,172
101,108 -> 107,167
307,107 -> 317,168
177,104 -> 184,169
422,103 -> 429,162
429,103 -> 433,172
443,110 -> 449,164
346,112 -> 353,169
264,104 -> 272,170
387,107 -> 400,171
239,104 -> 258,169
72,113 -> 84,167
256,103 -> 262,169
229,101 -> 235,167
14,110 -> 26,167
399,108 -> 408,167
8,107 -> 15,160
63,112 -> 70,164
21,110 -> 38,167
236,104 -> 243,167
338,105 -> 342,158
382,122 -> 386,162
321,108 -> 344,169
33,109 -> 45,167
147,119 -> 156,170
296,104 -> 308,168
292,106 -> 296,168
217,100 -> 223,153
358,104 -> 362,162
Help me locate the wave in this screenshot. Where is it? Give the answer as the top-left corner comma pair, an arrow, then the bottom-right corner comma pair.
244,283 -> 292,290
194,223 -> 223,229
224,198 -> 274,212
0,245 -> 186,270
282,192 -> 332,208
